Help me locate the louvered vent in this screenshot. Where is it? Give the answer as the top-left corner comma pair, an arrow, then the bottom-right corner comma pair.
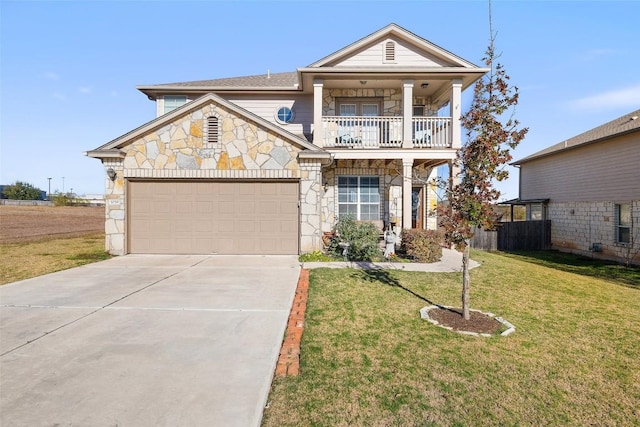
385,41 -> 395,62
206,116 -> 219,145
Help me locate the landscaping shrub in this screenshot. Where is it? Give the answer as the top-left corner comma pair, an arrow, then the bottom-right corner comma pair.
328,216 -> 380,261
400,229 -> 443,263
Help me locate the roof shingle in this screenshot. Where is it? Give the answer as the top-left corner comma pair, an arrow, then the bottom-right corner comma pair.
513,109 -> 640,164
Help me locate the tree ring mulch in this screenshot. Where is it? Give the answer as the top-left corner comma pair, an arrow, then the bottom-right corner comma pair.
420,305 -> 515,337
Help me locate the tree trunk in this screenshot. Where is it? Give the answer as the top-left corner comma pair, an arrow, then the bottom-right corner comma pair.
461,240 -> 471,320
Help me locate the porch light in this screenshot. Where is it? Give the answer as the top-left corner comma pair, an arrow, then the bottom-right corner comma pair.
421,83 -> 429,89
323,181 -> 329,192
106,168 -> 117,182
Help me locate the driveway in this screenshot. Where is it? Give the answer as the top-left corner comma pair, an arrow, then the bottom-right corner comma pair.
0,255 -> 300,427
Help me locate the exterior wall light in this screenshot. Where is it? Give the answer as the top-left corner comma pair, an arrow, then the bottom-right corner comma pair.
106,168 -> 117,182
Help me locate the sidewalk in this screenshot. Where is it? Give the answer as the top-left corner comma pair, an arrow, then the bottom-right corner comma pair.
301,248 -> 480,272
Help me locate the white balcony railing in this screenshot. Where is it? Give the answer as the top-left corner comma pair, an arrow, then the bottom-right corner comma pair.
321,116 -> 452,149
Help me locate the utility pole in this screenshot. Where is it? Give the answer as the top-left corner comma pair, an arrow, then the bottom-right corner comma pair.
47,177 -> 52,199
62,176 -> 65,194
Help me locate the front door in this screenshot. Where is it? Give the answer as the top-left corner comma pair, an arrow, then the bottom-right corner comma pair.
412,187 -> 424,229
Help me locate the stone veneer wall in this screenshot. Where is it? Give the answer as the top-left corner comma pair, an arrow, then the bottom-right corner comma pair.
102,101 -> 324,255
103,158 -> 125,255
549,200 -> 640,265
322,88 -> 433,117
321,159 -> 434,233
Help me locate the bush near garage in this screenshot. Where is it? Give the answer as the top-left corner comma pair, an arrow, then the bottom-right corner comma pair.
328,216 -> 380,261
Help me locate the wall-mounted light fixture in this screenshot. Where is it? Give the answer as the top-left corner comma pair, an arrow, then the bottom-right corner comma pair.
106,168 -> 117,182
359,80 -> 367,86
420,83 -> 429,89
323,181 -> 329,192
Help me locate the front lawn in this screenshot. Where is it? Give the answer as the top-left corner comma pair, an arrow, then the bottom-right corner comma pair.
263,250 -> 640,426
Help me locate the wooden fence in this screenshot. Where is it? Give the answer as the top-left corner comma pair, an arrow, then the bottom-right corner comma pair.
471,220 -> 552,251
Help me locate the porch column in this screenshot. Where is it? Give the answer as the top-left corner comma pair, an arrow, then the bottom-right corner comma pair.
402,158 -> 413,230
402,80 -> 414,148
450,79 -> 462,149
313,79 -> 324,147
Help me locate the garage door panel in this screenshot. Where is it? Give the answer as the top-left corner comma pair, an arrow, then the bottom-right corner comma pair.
129,181 -> 298,254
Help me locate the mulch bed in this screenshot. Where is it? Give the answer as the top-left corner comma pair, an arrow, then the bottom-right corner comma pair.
428,307 -> 503,335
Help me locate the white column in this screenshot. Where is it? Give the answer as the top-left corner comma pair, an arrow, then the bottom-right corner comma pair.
402,80 -> 414,148
450,79 -> 462,149
402,158 -> 413,229
313,79 -> 324,147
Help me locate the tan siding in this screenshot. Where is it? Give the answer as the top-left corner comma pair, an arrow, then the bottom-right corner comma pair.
520,133 -> 640,202
222,94 -> 312,137
334,38 -> 452,67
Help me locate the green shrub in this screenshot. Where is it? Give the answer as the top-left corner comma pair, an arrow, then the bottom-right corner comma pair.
52,194 -> 74,206
329,216 -> 380,261
400,229 -> 443,263
299,251 -> 336,262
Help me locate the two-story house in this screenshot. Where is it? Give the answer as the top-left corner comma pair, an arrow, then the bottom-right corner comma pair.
511,109 -> 640,265
87,24 -> 488,255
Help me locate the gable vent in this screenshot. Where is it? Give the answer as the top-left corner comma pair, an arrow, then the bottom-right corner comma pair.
206,116 -> 219,146
384,41 -> 395,62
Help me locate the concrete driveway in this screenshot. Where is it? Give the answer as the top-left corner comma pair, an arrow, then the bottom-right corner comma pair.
0,255 -> 300,427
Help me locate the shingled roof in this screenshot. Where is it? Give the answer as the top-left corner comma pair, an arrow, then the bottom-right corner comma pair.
513,109 -> 640,165
138,72 -> 299,90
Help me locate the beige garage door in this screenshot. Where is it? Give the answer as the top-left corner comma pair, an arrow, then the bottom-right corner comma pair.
128,181 -> 299,254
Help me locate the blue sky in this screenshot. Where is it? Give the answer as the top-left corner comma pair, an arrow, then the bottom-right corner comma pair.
1,0 -> 639,200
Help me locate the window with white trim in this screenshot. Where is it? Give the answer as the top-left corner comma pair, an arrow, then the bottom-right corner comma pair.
338,176 -> 380,220
163,95 -> 187,114
615,203 -> 631,244
203,115 -> 219,147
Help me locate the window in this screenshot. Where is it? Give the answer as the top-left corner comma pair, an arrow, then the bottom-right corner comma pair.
275,106 -> 294,124
384,41 -> 395,62
163,96 -> 187,114
205,116 -> 219,146
615,203 -> 631,244
338,176 -> 380,220
529,204 -> 543,221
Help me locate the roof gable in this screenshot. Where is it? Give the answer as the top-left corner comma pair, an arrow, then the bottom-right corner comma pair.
308,23 -> 478,69
88,92 -> 321,155
513,109 -> 640,165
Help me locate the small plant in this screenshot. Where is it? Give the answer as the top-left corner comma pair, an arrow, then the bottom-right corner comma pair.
52,193 -> 74,206
299,251 -> 336,262
328,216 -> 380,261
400,229 -> 443,263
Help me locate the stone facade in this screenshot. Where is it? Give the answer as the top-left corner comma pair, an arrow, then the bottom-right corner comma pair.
549,200 -> 640,265
320,159 -> 437,233
322,88 -> 434,117
102,100 -> 324,255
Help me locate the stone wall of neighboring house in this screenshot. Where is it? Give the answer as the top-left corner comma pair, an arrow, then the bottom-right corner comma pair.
103,101 -> 324,255
549,200 -> 640,265
320,159 -> 436,234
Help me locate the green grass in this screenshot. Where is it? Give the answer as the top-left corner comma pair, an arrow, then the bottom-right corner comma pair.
263,250 -> 640,426
0,234 -> 110,285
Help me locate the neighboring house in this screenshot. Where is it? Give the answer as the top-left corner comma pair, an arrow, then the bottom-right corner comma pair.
86,24 -> 488,255
511,109 -> 640,265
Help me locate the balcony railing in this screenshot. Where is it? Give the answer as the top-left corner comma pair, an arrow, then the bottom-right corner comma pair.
321,116 -> 452,149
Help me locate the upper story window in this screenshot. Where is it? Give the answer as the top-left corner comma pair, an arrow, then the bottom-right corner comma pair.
275,106 -> 294,124
615,203 -> 631,244
384,41 -> 396,63
163,95 -> 187,114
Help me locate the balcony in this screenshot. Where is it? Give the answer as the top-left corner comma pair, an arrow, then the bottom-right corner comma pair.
321,116 -> 453,149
